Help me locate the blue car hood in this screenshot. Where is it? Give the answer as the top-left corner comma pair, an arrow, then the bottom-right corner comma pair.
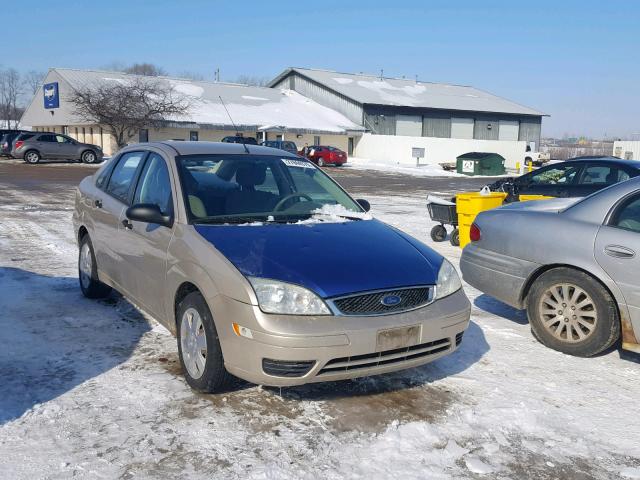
195,219 -> 442,298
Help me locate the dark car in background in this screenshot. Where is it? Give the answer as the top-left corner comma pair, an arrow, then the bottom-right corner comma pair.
489,157 -> 640,201
0,130 -> 31,157
12,132 -> 104,164
303,145 -> 347,167
221,136 -> 258,145
260,140 -> 298,155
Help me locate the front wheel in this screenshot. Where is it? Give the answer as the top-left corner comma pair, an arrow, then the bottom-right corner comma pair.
78,235 -> 112,298
81,150 -> 97,164
317,158 -> 325,167
430,225 -> 447,242
527,268 -> 620,357
177,291 -> 231,393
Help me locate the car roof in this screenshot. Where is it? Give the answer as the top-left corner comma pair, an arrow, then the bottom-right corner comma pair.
557,156 -> 640,169
152,140 -> 297,157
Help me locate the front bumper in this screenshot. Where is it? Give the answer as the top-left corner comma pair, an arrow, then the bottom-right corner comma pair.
209,289 -> 471,387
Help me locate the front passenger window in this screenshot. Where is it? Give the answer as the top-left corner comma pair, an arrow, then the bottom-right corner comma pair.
611,196 -> 640,233
133,153 -> 173,215
106,152 -> 145,203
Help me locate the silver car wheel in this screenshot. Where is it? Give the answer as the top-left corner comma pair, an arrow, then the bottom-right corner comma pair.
83,151 -> 96,163
79,242 -> 92,289
26,152 -> 39,163
180,308 -> 207,379
539,283 -> 598,342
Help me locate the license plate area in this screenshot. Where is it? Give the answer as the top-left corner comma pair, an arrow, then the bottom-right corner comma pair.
376,325 -> 421,352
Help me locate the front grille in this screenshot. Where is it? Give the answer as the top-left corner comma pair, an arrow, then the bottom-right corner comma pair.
331,287 -> 433,316
456,332 -> 464,346
318,338 -> 451,376
262,359 -> 315,378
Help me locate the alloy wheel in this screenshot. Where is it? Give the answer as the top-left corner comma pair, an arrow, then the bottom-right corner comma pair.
538,283 -> 598,342
180,307 -> 208,379
79,242 -> 92,289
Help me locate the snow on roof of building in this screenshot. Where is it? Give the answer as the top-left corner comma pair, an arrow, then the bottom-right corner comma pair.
53,68 -> 364,134
270,67 -> 546,116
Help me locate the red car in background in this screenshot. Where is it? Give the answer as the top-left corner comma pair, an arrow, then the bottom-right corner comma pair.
302,145 -> 347,167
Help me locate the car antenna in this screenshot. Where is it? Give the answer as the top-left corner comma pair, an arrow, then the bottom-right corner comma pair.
218,96 -> 250,154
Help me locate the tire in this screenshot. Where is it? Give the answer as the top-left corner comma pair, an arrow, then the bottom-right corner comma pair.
81,150 -> 97,164
78,234 -> 112,299
176,291 -> 231,393
24,150 -> 40,164
317,158 -> 325,167
450,228 -> 460,246
430,225 -> 447,242
527,268 -> 620,357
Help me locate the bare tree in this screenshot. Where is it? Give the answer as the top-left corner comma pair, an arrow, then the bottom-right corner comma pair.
0,68 -> 23,129
69,77 -> 192,149
124,63 -> 167,77
228,75 -> 270,87
23,70 -> 46,95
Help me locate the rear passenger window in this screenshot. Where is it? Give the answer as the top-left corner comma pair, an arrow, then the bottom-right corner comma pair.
38,134 -> 56,142
95,160 -> 116,190
611,195 -> 640,233
106,152 -> 146,203
582,165 -> 629,185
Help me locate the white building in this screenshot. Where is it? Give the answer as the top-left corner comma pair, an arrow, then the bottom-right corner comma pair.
20,68 -> 364,156
613,141 -> 640,160
269,68 -> 547,169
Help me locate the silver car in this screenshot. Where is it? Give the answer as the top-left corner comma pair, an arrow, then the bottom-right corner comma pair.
461,177 -> 640,357
13,132 -> 103,164
73,142 -> 471,392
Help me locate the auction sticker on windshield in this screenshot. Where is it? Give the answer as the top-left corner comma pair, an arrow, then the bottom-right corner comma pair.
282,158 -> 315,169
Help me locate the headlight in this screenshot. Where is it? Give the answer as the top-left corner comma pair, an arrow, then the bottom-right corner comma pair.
435,259 -> 462,300
247,277 -> 331,315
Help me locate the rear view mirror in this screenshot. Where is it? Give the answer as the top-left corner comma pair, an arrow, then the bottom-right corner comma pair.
356,199 -> 371,212
126,203 -> 172,227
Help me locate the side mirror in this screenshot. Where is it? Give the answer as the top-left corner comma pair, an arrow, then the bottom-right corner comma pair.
356,199 -> 371,212
126,203 -> 172,227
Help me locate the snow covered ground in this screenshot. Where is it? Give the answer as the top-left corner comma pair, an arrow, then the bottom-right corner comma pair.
1,184 -> 639,479
344,157 -> 513,179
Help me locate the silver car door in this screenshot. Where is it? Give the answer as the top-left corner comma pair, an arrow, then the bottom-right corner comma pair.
594,192 -> 640,342
121,151 -> 175,321
55,135 -> 77,159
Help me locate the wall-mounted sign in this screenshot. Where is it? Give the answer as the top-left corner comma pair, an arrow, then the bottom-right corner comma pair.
43,82 -> 59,109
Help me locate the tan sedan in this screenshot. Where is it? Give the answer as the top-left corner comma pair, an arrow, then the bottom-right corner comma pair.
73,142 -> 470,392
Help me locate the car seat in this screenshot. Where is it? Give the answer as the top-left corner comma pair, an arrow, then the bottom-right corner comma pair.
225,163 -> 277,214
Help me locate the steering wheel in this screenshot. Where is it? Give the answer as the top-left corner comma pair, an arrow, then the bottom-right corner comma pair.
274,193 -> 313,211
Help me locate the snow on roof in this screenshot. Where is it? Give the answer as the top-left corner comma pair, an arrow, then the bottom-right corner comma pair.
271,68 -> 546,116
53,68 -> 363,134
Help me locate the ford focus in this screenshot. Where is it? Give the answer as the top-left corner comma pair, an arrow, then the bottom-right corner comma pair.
73,142 -> 470,392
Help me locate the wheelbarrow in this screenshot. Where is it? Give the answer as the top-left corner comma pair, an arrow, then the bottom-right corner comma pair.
426,195 -> 459,246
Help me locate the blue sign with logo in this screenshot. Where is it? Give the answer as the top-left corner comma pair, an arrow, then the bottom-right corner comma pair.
43,82 -> 59,109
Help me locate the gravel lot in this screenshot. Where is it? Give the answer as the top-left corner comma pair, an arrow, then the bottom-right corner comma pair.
1,159 -> 639,479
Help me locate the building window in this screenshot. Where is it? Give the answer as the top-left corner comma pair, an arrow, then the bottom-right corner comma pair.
75,127 -> 79,138
99,127 -> 104,147
89,127 -> 93,142
82,127 -> 86,142
139,129 -> 149,142
190,130 -> 199,141
63,126 -> 69,134
314,136 -> 321,146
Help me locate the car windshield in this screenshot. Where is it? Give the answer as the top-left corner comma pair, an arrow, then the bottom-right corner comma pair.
176,154 -> 364,224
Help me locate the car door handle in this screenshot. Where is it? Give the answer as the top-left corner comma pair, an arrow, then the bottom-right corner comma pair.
604,245 -> 635,259
94,199 -> 102,208
122,219 -> 133,230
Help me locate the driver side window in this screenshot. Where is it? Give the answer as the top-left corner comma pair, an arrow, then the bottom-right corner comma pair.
133,153 -> 173,216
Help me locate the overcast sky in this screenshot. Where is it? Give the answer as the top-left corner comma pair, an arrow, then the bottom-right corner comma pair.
6,0 -> 638,139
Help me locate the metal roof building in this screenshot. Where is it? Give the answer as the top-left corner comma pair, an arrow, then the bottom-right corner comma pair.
269,68 -> 547,167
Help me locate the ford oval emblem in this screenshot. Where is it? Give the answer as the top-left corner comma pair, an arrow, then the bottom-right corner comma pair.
381,294 -> 401,306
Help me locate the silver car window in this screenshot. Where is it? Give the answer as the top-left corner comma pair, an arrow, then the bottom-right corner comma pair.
133,153 -> 173,216
610,195 -> 640,233
106,151 -> 146,203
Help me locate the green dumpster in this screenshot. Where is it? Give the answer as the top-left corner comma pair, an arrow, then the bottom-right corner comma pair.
456,152 -> 506,176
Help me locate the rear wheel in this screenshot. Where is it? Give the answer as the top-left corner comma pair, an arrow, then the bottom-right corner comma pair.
527,268 -> 620,357
430,225 -> 447,242
317,158 -> 325,167
78,234 -> 111,298
177,291 -> 231,393
24,150 -> 40,164
450,228 -> 460,246
81,150 -> 97,164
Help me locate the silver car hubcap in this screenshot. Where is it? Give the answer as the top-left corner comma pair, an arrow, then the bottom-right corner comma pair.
539,283 -> 598,342
27,152 -> 38,163
79,242 -> 92,289
84,152 -> 95,163
181,308 -> 207,379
